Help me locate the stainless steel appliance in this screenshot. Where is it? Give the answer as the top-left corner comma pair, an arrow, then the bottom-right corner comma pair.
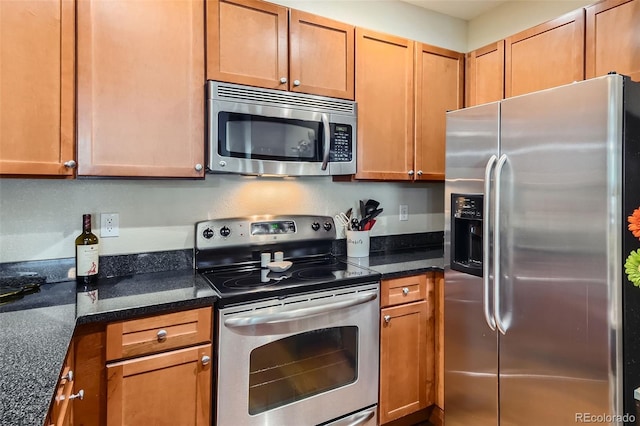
444,74 -> 640,425
207,81 -> 357,176
195,215 -> 379,426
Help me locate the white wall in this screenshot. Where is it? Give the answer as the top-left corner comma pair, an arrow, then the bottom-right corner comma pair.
468,0 -> 594,51
0,177 -> 444,263
0,1 -> 461,264
271,0 -> 467,52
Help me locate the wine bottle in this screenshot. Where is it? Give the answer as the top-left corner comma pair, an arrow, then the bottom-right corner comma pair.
75,214 -> 99,285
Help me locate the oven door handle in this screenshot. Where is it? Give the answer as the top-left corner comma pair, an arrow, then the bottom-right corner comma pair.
223,292 -> 377,328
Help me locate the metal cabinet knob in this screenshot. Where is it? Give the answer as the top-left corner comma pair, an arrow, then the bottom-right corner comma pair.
156,329 -> 168,341
402,287 -> 409,296
417,170 -> 423,176
280,77 -> 287,84
408,170 -> 415,176
293,80 -> 301,86
194,163 -> 203,172
61,370 -> 74,382
69,390 -> 84,401
384,315 -> 391,324
201,355 -> 211,366
63,160 -> 76,169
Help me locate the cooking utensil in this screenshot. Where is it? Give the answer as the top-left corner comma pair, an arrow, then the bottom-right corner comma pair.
364,199 -> 380,216
359,208 -> 383,231
359,200 -> 366,221
351,218 -> 360,231
335,213 -> 350,229
363,219 -> 376,231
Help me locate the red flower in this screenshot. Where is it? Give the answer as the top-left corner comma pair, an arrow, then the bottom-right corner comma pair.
628,207 -> 640,239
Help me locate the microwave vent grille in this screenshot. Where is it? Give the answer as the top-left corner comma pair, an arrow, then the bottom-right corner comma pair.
215,84 -> 355,115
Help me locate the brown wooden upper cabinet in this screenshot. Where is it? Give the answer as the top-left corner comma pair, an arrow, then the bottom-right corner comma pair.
415,44 -> 464,181
76,0 -> 205,178
465,40 -> 505,107
586,0 -> 640,82
355,28 -> 463,181
355,28 -> 415,180
207,0 -> 355,99
0,0 -> 75,177
505,9 -> 585,98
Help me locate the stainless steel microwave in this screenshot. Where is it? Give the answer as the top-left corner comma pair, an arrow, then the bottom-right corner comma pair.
207,81 -> 357,176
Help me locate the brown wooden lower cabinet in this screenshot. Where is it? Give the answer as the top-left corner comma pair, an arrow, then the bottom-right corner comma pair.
46,342 -> 76,426
106,344 -> 212,426
379,273 -> 437,424
46,307 -> 213,426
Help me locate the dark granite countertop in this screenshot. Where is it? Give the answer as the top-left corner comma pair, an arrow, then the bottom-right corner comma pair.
0,244 -> 443,426
0,268 -> 216,426
341,247 -> 444,279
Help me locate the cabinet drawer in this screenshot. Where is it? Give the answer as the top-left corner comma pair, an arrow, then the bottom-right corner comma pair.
381,275 -> 427,307
106,307 -> 212,361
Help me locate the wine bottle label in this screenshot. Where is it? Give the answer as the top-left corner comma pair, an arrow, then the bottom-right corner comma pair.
77,244 -> 99,277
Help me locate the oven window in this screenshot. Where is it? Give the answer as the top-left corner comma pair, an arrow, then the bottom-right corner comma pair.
219,112 -> 324,161
248,326 -> 358,415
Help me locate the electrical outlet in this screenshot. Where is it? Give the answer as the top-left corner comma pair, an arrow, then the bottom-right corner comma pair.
100,213 -> 119,237
399,205 -> 409,221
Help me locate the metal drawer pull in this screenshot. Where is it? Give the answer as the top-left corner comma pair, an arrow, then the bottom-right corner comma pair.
201,355 -> 211,366
156,329 -> 168,341
69,390 -> 84,400
60,389 -> 84,401
63,160 -> 76,169
402,287 -> 409,295
61,370 -> 73,382
384,315 -> 391,324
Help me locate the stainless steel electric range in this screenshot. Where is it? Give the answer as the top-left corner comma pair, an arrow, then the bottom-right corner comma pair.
195,215 -> 380,426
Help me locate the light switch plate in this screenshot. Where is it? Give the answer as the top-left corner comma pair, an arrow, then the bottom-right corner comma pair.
399,205 -> 409,221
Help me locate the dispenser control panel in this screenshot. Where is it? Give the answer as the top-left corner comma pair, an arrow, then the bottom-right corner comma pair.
453,195 -> 483,219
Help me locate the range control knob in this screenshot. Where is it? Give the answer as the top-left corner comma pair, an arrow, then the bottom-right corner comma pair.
323,222 -> 333,231
202,228 -> 215,239
311,222 -> 320,231
220,226 -> 231,237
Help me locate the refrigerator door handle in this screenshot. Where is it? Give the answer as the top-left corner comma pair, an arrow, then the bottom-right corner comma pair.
493,153 -> 509,335
483,155 -> 497,331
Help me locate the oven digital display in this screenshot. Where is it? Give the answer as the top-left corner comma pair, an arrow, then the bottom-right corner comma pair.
251,221 -> 296,235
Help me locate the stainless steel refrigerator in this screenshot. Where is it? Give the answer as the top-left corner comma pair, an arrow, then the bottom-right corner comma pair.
444,74 -> 640,426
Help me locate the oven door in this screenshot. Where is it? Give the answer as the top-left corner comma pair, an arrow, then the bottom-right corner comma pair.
216,283 -> 379,426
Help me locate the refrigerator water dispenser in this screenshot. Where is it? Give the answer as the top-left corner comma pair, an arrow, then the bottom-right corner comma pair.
451,194 -> 483,277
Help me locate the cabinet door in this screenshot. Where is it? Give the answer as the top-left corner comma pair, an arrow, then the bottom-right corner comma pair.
505,9 -> 585,98
433,271 -> 445,410
107,344 -> 212,426
465,41 -> 505,107
379,300 -> 428,423
415,43 -> 464,181
207,0 -> 288,90
586,0 -> 640,82
289,10 -> 354,99
355,28 -> 414,180
0,0 -> 75,176
77,0 -> 205,177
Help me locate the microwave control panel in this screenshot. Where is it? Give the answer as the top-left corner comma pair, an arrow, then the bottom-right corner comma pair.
330,124 -> 353,162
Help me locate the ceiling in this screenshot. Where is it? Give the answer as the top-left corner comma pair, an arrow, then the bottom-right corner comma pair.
400,0 -> 509,20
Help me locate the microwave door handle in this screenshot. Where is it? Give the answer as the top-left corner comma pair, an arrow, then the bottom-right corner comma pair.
223,291 -> 377,328
321,113 -> 331,171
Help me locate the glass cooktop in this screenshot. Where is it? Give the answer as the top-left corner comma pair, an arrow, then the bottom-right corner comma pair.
200,256 -> 380,307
